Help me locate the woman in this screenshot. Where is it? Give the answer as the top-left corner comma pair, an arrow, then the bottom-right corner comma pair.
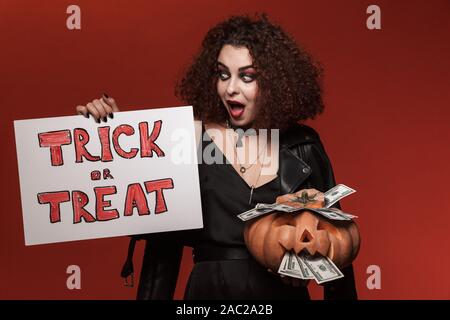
77,14 -> 357,300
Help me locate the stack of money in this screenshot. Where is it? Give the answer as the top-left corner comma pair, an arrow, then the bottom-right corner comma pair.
237,184 -> 357,222
278,250 -> 344,284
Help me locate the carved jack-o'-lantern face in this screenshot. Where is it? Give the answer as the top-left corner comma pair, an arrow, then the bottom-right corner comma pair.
243,189 -> 360,272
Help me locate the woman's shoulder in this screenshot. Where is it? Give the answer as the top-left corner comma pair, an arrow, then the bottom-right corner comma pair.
280,123 -> 322,148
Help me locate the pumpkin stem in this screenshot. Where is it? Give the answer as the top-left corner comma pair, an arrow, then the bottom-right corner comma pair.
301,191 -> 308,203
294,191 -> 312,204
293,191 -> 319,205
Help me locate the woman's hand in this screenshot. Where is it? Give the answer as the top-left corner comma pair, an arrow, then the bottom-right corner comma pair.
75,93 -> 120,122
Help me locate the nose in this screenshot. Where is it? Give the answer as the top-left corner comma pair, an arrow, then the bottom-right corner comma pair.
226,77 -> 239,96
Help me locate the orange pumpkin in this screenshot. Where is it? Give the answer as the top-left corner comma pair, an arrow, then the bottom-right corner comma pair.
243,189 -> 360,272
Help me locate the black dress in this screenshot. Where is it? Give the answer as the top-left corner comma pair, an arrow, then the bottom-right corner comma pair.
183,127 -> 310,300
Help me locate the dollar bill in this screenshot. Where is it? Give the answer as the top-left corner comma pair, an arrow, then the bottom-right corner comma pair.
295,254 -> 315,279
278,251 -> 300,278
324,184 -> 356,208
255,203 -> 278,210
237,206 -> 274,221
239,203 -> 298,221
339,212 -> 358,219
298,251 -> 344,284
326,208 -> 358,219
306,208 -> 352,221
278,251 -> 314,280
272,203 -> 299,213
256,203 -> 298,212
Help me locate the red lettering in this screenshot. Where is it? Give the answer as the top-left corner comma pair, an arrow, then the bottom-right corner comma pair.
124,183 -> 150,216
72,191 -> 96,223
39,122 -> 167,166
112,125 -> 138,159
38,130 -> 72,166
144,178 -> 174,214
103,168 -> 114,180
74,128 -> 101,163
94,186 -> 119,221
139,121 -> 165,158
98,126 -> 113,162
91,170 -> 101,180
37,191 -> 70,223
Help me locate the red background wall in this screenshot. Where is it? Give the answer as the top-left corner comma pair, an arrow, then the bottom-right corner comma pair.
1,0 -> 449,299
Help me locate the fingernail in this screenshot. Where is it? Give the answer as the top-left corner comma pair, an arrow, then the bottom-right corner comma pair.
108,113 -> 114,119
103,117 -> 107,122
96,118 -> 100,123
85,114 -> 89,118
103,93 -> 109,99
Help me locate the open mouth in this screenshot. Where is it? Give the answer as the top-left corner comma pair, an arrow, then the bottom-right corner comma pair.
227,100 -> 245,118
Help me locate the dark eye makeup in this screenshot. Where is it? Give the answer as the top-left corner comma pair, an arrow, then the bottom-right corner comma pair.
217,63 -> 257,82
239,72 -> 256,82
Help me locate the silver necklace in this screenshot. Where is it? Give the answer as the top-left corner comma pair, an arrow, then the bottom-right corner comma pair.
228,128 -> 267,204
248,150 -> 267,205
232,138 -> 267,174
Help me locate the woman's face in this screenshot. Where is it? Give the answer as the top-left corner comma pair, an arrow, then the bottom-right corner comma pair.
216,45 -> 259,128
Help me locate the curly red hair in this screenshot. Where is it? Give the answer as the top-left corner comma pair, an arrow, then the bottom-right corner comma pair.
176,14 -> 324,132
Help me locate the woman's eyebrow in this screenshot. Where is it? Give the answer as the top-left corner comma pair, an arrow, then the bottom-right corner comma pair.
238,65 -> 255,71
217,62 -> 255,71
217,62 -> 229,69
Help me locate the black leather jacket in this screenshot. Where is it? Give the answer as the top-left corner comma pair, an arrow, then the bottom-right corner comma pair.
131,124 -> 358,300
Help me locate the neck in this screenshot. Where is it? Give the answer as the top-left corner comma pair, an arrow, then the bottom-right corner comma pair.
226,119 -> 257,136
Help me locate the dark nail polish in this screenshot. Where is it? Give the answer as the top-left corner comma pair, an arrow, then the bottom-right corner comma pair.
103,93 -> 109,99
85,114 -> 89,118
96,118 -> 100,123
108,113 -> 114,119
103,117 -> 107,122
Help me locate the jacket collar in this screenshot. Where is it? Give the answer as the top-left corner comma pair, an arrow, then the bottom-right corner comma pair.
279,124 -> 318,194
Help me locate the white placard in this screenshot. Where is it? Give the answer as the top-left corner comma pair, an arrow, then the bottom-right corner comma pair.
14,106 -> 203,245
